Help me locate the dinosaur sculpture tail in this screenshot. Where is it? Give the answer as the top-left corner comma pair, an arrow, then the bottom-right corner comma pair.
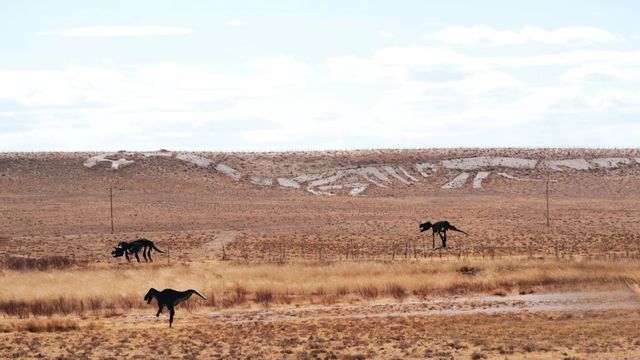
189,289 -> 207,300
449,226 -> 468,235
152,243 -> 165,253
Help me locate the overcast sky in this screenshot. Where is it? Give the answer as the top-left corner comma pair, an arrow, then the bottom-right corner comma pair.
1,1 -> 639,151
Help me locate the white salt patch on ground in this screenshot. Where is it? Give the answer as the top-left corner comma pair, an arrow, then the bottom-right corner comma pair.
216,163 -> 242,181
546,159 -> 592,171
415,163 -> 437,178
383,166 -> 411,185
442,172 -> 470,189
472,171 -> 490,189
591,158 -> 631,168
142,151 -> 173,157
250,176 -> 273,186
442,157 -> 537,170
277,178 -> 300,188
398,166 -> 419,182
176,154 -> 213,168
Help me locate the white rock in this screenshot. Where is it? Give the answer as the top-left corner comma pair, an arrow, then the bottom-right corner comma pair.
250,176 -> 273,186
415,162 -> 437,178
348,183 -> 369,196
398,166 -> 419,182
142,151 -> 173,157
473,171 -> 490,189
546,159 -> 592,171
111,158 -> 135,170
591,158 -> 631,168
277,178 -> 300,188
497,172 -> 529,181
216,163 -> 242,181
176,153 -> 213,168
442,157 -> 537,170
442,172 -> 470,189
383,166 -> 411,185
83,153 -> 134,170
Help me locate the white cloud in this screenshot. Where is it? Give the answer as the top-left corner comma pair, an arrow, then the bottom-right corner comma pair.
561,64 -> 625,82
425,25 -> 617,46
250,56 -> 313,86
377,30 -> 394,39
0,57 -> 313,109
225,20 -> 247,27
39,26 -> 192,37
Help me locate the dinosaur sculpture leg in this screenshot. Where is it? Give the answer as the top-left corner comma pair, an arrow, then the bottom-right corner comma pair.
168,305 -> 175,328
441,230 -> 447,248
125,252 -> 130,262
156,304 -> 163,317
147,247 -> 153,262
432,231 -> 436,249
134,251 -> 141,262
142,249 -> 148,262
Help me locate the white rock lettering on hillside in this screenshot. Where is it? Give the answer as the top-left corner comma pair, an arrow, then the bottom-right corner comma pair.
472,172 -> 490,189
83,153 -> 135,170
216,163 -> 242,181
545,159 -> 592,171
590,158 -> 631,169
442,156 -> 537,170
442,172 -> 471,189
176,154 -> 213,168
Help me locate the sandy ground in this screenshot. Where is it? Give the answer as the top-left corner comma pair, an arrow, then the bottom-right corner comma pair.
2,149 -> 640,359
2,292 -> 640,359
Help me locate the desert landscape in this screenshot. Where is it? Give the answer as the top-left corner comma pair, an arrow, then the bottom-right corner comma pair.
1,148 -> 640,359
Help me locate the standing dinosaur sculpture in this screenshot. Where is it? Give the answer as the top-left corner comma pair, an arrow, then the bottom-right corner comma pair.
112,238 -> 164,262
419,220 -> 468,248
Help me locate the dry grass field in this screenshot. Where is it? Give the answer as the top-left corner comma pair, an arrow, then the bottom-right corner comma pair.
1,149 -> 640,359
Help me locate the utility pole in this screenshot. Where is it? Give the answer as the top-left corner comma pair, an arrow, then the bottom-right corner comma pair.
109,187 -> 114,233
545,177 -> 550,227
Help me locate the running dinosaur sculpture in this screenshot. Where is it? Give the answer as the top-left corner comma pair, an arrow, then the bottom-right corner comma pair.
144,288 -> 208,327
419,220 -> 468,249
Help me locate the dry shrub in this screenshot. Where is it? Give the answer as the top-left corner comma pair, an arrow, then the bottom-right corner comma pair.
335,286 -> 349,297
2,256 -> 87,271
386,283 -> 407,301
311,286 -> 326,296
221,284 -> 247,307
15,318 -> 79,332
457,266 -> 481,276
278,291 -> 293,305
254,289 -> 274,308
357,285 -> 378,300
0,295 -> 143,318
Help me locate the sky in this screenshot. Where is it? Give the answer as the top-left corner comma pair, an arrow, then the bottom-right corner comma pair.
1,0 -> 639,151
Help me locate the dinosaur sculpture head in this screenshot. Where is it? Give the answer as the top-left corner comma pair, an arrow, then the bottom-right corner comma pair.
111,241 -> 130,257
144,288 -> 158,304
111,246 -> 125,257
419,221 -> 433,232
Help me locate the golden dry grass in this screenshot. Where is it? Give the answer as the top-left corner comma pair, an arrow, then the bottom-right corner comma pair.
1,259 -> 638,317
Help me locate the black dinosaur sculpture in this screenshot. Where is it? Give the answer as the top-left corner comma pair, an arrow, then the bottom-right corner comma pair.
419,220 -> 468,249
144,288 -> 207,327
112,238 -> 164,262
